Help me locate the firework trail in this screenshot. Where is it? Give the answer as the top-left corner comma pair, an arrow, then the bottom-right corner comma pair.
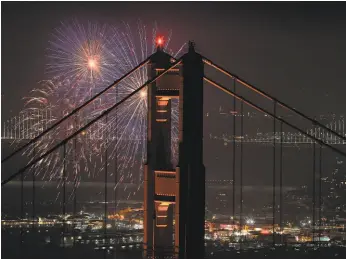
5,19 -> 184,198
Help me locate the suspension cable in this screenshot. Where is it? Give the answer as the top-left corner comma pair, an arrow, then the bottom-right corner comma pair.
319,145 -> 322,245
114,78 -> 119,221
240,100 -> 244,248
20,165 -> 24,245
1,58 -> 182,186
232,77 -> 236,228
272,101 -> 276,246
202,56 -> 346,143
104,114 -> 108,239
2,58 -> 151,164
32,145 -> 36,232
73,114 -> 78,246
312,138 -> 316,245
279,121 -> 283,244
62,142 -> 66,248
203,76 -> 346,158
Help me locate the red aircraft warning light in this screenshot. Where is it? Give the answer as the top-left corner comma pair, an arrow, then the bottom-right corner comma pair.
156,36 -> 164,47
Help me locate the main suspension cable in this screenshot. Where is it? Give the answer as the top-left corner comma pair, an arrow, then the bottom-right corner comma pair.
203,76 -> 346,158
2,59 -> 182,186
2,58 -> 151,164
202,56 -> 346,142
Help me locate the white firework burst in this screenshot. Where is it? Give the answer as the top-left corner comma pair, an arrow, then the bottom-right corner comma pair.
8,19 -> 184,195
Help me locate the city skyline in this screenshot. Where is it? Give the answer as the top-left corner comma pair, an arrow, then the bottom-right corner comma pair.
2,1 -> 346,259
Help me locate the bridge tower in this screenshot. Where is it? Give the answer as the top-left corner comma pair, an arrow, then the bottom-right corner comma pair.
144,41 -> 205,259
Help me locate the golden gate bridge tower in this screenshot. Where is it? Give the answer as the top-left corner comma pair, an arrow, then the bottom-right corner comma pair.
144,41 -> 205,259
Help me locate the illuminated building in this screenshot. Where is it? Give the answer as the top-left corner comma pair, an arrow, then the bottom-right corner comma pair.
215,191 -> 228,213
323,156 -> 346,219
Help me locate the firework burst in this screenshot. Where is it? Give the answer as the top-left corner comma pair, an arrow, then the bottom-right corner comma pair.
6,19 -> 184,196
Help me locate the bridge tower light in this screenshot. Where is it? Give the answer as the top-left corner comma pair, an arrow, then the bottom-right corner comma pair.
156,36 -> 164,51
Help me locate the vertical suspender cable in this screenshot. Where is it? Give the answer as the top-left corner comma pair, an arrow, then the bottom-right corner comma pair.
319,145 -> 322,245
104,114 -> 108,238
272,102 -> 276,246
14,117 -> 16,138
114,85 -> 118,220
18,116 -> 21,139
232,77 -> 236,227
73,114 -> 78,246
32,145 -> 36,232
62,143 -> 66,247
312,138 -> 316,245
240,100 -> 244,248
279,121 -> 283,244
20,167 -> 24,245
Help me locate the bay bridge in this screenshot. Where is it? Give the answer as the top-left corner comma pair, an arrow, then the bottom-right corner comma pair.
3,107 -> 345,145
2,41 -> 346,259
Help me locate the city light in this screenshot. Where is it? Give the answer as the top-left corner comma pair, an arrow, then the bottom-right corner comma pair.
246,218 -> 255,225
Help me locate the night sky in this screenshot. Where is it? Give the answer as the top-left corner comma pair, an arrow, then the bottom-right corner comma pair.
2,2 -> 346,186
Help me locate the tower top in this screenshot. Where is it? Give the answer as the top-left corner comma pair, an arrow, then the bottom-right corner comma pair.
188,41 -> 196,53
156,36 -> 164,52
